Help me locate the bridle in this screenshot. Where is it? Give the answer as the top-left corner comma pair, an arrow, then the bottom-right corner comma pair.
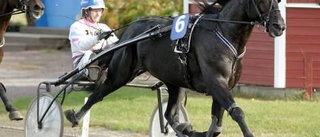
0,0 -> 29,17
251,0 -> 280,27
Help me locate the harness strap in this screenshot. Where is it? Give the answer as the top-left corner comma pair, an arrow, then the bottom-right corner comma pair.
215,30 -> 246,59
178,15 -> 205,90
174,14 -> 204,54
215,30 -> 246,87
187,14 -> 204,52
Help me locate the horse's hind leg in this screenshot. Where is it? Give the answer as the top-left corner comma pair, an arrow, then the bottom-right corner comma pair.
65,48 -> 136,127
0,82 -> 23,120
164,84 -> 193,136
64,75 -> 126,127
206,98 -> 224,137
64,76 -> 127,127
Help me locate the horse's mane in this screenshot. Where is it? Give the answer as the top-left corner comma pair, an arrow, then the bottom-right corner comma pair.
197,0 -> 229,14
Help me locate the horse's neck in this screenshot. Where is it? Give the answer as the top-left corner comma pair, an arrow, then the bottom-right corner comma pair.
217,0 -> 254,52
1,0 -> 16,12
7,0 -> 18,9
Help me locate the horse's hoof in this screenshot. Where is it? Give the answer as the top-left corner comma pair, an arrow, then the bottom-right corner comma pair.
64,109 -> 79,127
9,111 -> 23,121
206,126 -> 222,137
176,123 -> 193,135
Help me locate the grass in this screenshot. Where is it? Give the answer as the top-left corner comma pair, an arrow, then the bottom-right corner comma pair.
1,87 -> 320,137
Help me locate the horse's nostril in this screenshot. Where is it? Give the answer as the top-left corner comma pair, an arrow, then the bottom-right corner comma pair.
273,24 -> 280,30
33,4 -> 41,11
273,23 -> 285,31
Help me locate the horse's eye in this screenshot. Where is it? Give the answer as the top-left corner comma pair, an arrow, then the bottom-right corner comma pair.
277,0 -> 281,3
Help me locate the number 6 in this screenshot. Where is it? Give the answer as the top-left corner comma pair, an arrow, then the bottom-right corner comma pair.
175,15 -> 186,33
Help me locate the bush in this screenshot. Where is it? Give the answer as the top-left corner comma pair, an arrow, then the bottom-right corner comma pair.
101,0 -> 182,29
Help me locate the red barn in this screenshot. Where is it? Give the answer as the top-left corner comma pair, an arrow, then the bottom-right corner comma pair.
184,0 -> 320,98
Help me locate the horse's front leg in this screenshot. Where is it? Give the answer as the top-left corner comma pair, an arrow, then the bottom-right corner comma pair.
208,84 -> 253,137
228,103 -> 253,137
0,44 -> 23,120
0,82 -> 23,120
164,84 -> 193,136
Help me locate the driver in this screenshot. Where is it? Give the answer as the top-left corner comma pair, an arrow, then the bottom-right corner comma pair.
69,0 -> 118,81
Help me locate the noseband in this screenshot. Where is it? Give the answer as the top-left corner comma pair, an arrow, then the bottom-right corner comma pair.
0,0 -> 29,17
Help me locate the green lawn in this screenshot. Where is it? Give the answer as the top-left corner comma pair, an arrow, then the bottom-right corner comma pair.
1,87 -> 320,137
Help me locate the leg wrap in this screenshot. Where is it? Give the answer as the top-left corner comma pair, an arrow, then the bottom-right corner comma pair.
228,104 -> 245,122
206,115 -> 222,137
227,103 -> 239,114
75,109 -> 87,120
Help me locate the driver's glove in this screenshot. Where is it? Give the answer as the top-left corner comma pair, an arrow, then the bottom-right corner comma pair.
98,30 -> 113,40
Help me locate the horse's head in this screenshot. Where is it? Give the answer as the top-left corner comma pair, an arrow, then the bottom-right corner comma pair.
246,0 -> 286,37
25,0 -> 45,19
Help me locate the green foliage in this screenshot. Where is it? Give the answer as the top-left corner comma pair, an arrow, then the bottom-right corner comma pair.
101,0 -> 183,28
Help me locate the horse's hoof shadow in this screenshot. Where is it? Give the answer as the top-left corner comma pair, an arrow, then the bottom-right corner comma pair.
191,131 -> 206,137
9,111 -> 23,121
191,131 -> 221,137
64,109 -> 79,127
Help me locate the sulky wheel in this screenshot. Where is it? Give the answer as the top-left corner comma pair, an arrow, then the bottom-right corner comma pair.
25,92 -> 64,137
149,98 -> 189,137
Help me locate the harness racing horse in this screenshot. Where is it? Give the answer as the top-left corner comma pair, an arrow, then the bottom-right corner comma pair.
0,0 -> 44,120
65,0 -> 285,136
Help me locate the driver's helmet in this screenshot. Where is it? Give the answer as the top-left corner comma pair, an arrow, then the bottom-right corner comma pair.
81,0 -> 105,10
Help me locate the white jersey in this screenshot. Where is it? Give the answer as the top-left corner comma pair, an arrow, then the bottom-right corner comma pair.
69,18 -> 118,64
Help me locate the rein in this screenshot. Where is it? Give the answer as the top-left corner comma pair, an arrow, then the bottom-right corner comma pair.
0,0 -> 28,17
200,18 -> 257,25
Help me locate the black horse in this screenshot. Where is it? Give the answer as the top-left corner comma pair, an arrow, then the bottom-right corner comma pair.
65,0 -> 285,136
0,0 -> 44,120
